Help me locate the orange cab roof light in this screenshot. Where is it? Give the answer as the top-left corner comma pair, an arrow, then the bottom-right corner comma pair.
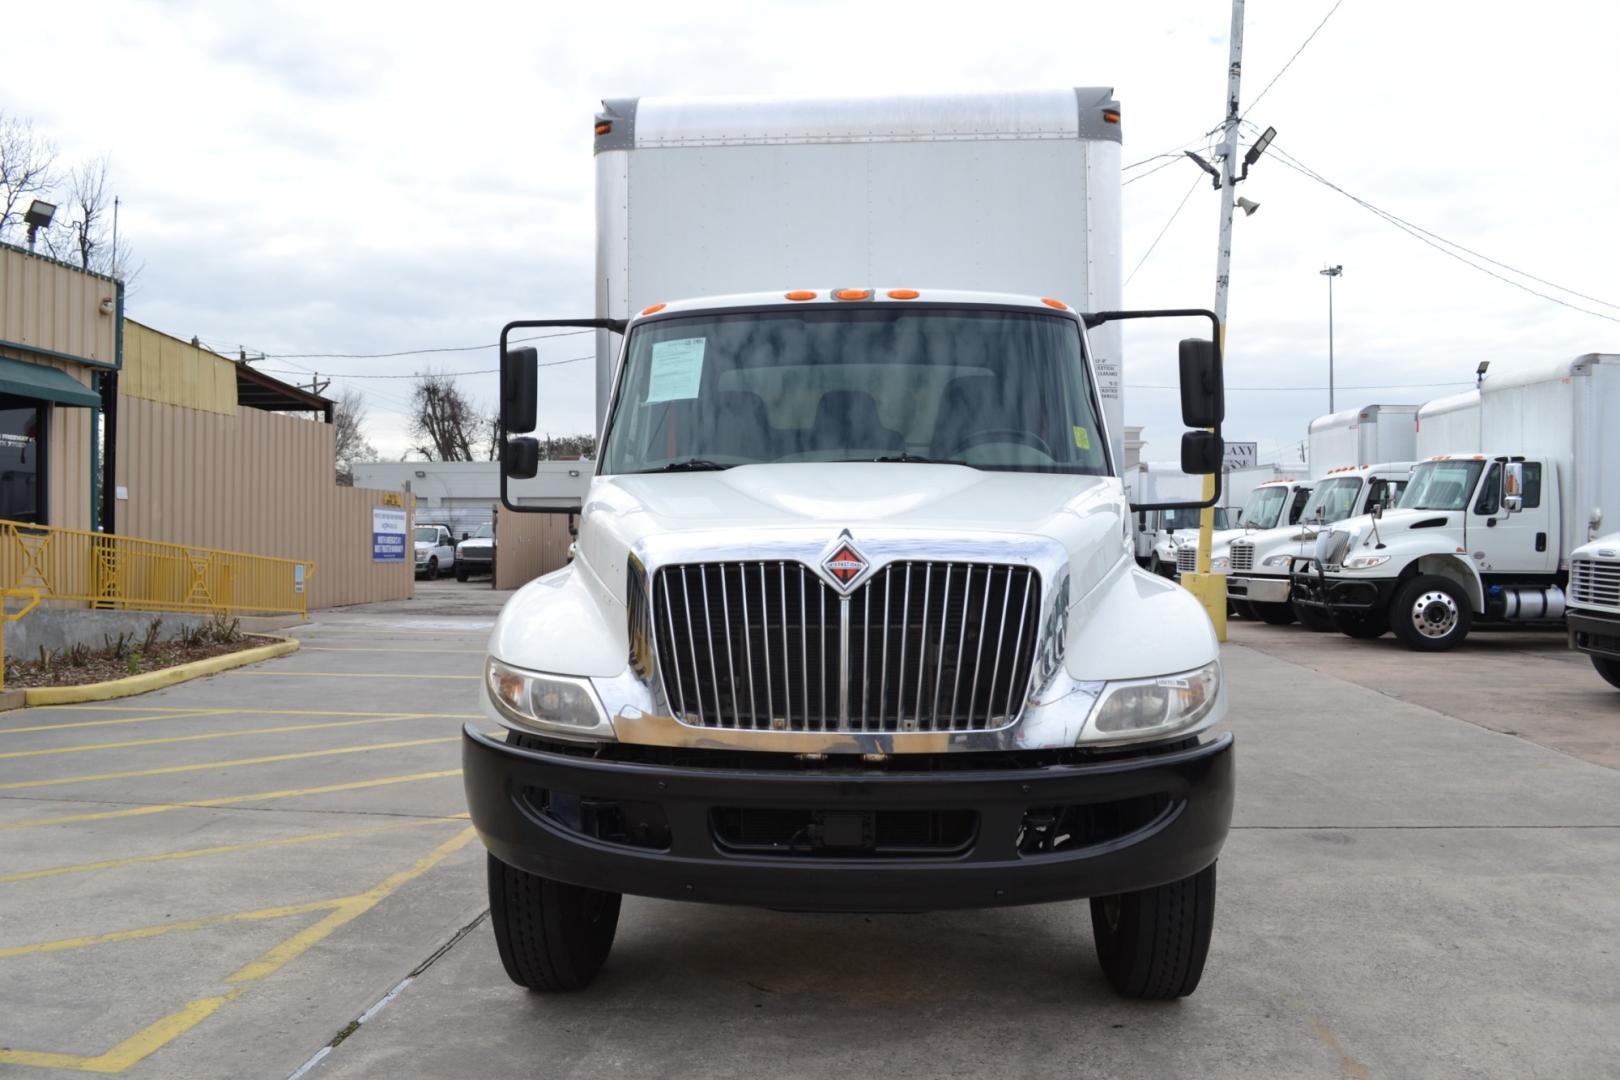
834,288 -> 871,301
1041,297 -> 1069,310
785,290 -> 817,301
640,303 -> 666,316
595,121 -> 612,135
886,288 -> 920,300
1102,109 -> 1121,125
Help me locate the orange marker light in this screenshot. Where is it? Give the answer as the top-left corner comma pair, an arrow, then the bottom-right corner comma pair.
834,288 -> 871,301
886,288 -> 920,299
640,303 -> 666,316
595,122 -> 612,135
1041,297 -> 1069,310
1103,110 -> 1121,125
785,290 -> 817,301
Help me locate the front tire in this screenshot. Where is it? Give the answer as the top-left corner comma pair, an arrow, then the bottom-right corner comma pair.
1150,556 -> 1174,580
1090,862 -> 1217,1000
1252,601 -> 1296,626
1390,575 -> 1472,651
455,564 -> 469,582
1592,656 -> 1620,690
426,557 -> 440,581
1293,600 -> 1336,633
488,853 -> 621,992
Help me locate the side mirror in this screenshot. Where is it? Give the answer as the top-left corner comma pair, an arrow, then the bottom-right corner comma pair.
502,346 -> 539,435
505,436 -> 540,480
1503,462 -> 1524,514
1180,430 -> 1224,475
1372,503 -> 1384,520
1178,339 -> 1225,428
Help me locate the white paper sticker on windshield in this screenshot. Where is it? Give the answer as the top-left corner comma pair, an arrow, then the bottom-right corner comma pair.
645,338 -> 706,403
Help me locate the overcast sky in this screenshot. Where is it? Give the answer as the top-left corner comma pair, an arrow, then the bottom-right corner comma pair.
8,0 -> 1618,464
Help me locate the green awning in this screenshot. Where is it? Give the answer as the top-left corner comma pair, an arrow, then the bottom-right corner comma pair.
0,355 -> 101,408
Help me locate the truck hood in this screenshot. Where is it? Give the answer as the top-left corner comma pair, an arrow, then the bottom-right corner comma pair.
576,463 -> 1126,605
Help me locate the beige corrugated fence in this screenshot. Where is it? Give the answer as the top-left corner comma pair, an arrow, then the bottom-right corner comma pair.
494,509 -> 576,591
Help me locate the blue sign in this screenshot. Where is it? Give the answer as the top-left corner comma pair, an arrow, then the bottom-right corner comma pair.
373,507 -> 408,562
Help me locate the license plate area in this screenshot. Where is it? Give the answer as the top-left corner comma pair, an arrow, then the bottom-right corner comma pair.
710,807 -> 977,858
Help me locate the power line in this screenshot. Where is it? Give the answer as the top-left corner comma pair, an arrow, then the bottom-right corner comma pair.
259,355 -> 592,381
1243,0 -> 1348,118
261,328 -> 594,360
1123,156 -> 1185,186
1125,175 -> 1203,287
1258,136 -> 1620,324
1128,379 -> 1471,391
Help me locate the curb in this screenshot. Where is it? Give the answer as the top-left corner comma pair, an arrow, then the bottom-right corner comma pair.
20,637 -> 301,707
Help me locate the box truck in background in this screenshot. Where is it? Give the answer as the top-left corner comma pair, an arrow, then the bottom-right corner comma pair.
469,91 -> 1236,1001
1415,389 -> 1480,458
1293,354 -> 1620,649
1307,404 -> 1419,480
1223,462 -> 1309,521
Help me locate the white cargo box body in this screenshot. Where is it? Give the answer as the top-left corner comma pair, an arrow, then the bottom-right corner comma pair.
593,90 -> 1125,463
1223,462 -> 1308,515
1479,354 -> 1620,560
1307,403 -> 1419,479
1415,389 -> 1480,458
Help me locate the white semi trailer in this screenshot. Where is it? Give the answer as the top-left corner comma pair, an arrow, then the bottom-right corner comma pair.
1292,354 -> 1620,649
467,91 -> 1236,1000
1307,404 -> 1419,480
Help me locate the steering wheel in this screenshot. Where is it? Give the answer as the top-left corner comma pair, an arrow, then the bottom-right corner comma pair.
952,427 -> 1053,456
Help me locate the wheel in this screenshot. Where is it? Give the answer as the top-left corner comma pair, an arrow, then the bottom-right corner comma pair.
487,853 -> 621,992
1091,862 -> 1217,1000
1592,656 -> 1620,690
1333,610 -> 1389,639
1390,575 -> 1472,651
1229,600 -> 1256,621
1150,556 -> 1174,580
1293,600 -> 1336,633
426,557 -> 439,580
455,564 -> 469,582
1251,601 -> 1296,626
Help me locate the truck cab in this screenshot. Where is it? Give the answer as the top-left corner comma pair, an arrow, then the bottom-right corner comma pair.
1291,454 -> 1563,647
1133,505 -> 1232,578
413,523 -> 456,580
467,289 -> 1235,1000
1567,532 -> 1620,689
455,522 -> 495,581
1226,464 -> 1408,626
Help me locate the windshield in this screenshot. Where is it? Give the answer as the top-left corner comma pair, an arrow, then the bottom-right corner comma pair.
1242,486 -> 1289,530
1301,477 -> 1363,524
600,308 -> 1110,476
472,523 -> 494,539
1161,507 -> 1231,531
1398,460 -> 1485,511
413,527 -> 439,543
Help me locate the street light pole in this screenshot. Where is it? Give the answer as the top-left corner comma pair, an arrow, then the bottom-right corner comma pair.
1320,264 -> 1342,413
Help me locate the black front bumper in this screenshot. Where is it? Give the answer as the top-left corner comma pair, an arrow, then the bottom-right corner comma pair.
1569,610 -> 1620,661
463,725 -> 1234,913
1289,561 -> 1398,613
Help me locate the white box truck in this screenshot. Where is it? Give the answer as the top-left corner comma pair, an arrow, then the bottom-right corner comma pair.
466,90 -> 1236,1000
1415,389 -> 1480,458
1307,403 -> 1419,480
1129,460 -> 1234,576
1223,462 -> 1308,521
1292,354 -> 1620,649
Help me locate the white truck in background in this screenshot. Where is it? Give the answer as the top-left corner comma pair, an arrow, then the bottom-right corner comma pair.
1292,354 -> 1620,649
1222,462 -> 1308,522
1226,462 -> 1411,627
465,90 -> 1237,1000
1567,532 -> 1620,689
1307,404 -> 1419,479
1126,461 -> 1234,577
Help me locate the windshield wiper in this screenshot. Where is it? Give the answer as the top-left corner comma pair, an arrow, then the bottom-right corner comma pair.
838,452 -> 958,465
635,459 -> 733,473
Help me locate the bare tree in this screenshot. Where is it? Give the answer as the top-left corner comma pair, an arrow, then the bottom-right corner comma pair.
332,386 -> 378,485
45,156 -> 135,279
409,373 -> 482,461
0,111 -> 58,242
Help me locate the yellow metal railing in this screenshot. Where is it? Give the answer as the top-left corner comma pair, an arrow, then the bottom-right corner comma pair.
0,519 -> 313,618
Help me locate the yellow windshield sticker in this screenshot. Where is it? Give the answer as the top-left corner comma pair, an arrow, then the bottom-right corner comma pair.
1073,426 -> 1092,450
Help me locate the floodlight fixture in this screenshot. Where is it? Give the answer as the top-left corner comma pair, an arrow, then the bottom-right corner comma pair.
1243,126 -> 1277,167
24,199 -> 56,251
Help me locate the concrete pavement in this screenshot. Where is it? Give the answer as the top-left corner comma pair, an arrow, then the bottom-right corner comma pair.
2,582 -> 1616,1079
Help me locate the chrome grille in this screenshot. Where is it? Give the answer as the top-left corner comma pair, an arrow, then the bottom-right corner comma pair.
648,560 -> 1040,733
1176,546 -> 1197,575
1569,558 -> 1620,612
1231,541 -> 1254,572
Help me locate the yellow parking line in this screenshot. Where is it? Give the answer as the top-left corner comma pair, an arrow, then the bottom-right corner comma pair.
0,736 -> 459,791
0,713 -> 445,760
301,646 -> 488,654
0,814 -> 468,884
0,897 -> 346,959
0,826 -> 479,1073
0,709 -> 235,736
30,704 -> 480,717
226,670 -> 481,679
0,768 -> 463,830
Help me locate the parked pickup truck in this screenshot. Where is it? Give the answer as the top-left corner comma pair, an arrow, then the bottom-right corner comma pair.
455,523 -> 495,581
414,524 -> 456,580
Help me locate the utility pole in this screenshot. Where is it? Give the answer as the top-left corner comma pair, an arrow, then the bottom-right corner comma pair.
1320,265 -> 1342,412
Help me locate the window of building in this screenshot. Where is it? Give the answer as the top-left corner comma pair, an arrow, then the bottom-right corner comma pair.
0,396 -> 45,524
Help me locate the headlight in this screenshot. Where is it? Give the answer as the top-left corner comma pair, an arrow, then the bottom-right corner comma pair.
1081,661 -> 1222,745
485,659 -> 613,740
1261,553 -> 1293,567
1342,554 -> 1391,569
1210,556 -> 1230,572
